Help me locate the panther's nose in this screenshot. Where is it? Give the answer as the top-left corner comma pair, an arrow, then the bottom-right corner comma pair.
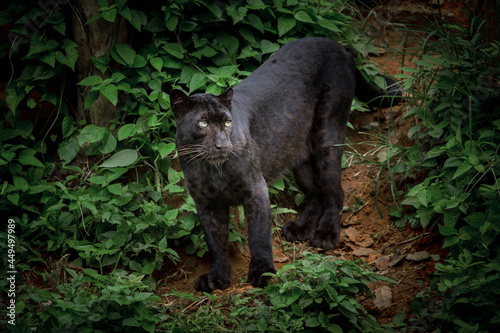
214,132 -> 232,150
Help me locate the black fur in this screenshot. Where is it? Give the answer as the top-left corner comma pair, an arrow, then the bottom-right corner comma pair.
170,37 -> 401,292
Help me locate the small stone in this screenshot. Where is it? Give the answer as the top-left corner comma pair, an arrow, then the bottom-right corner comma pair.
388,254 -> 405,267
373,286 -> 392,310
406,251 -> 431,262
369,121 -> 380,128
430,254 -> 441,261
375,255 -> 391,271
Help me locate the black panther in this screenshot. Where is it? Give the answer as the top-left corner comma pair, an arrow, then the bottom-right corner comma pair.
170,37 -> 401,292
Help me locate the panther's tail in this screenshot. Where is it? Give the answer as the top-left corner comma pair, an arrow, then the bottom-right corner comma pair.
354,68 -> 404,109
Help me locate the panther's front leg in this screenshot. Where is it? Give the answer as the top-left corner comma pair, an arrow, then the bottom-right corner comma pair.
193,203 -> 232,293
244,177 -> 276,287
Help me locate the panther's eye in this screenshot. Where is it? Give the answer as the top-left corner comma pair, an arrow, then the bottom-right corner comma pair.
225,120 -> 232,127
199,121 -> 208,128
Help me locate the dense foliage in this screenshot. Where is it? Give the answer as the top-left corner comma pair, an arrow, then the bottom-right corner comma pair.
0,0 -> 386,331
391,13 -> 500,333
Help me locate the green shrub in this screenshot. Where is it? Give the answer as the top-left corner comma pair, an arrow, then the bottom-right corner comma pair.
391,12 -> 500,332
234,252 -> 402,333
12,269 -> 161,333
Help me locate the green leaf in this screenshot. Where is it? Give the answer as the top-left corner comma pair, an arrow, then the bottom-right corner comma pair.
118,124 -> 139,141
26,38 -> 58,58
439,224 -> 457,237
18,149 -> 45,167
123,318 -> 140,327
157,142 -> 175,158
247,14 -> 264,34
58,138 -> 80,164
453,161 -> 473,179
5,87 -> 26,114
17,120 -> 34,138
41,52 -> 56,67
100,84 -> 118,105
317,18 -> 341,33
99,132 -> 117,154
158,237 -> 168,253
189,73 -> 208,93
13,177 -> 29,192
261,40 -> 280,54
55,39 -> 78,70
163,43 -> 184,59
150,57 -> 163,71
78,125 -> 106,146
102,9 -> 118,22
464,212 -> 486,229
84,90 -> 100,110
99,149 -> 138,168
165,14 -> 178,31
62,116 -> 76,138
7,193 -> 19,205
216,32 -> 240,56
294,11 -> 315,24
78,75 -> 103,86
270,178 -> 285,191
327,323 -> 343,333
247,0 -> 266,9
115,43 -> 136,66
227,5 -> 248,24
278,16 -> 296,36
141,262 -> 155,275
168,168 -> 181,184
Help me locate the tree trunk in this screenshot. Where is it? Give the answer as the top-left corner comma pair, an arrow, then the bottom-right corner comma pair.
72,0 -> 128,127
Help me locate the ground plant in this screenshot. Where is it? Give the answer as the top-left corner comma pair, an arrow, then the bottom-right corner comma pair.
1,0 -> 498,332
389,8 -> 500,333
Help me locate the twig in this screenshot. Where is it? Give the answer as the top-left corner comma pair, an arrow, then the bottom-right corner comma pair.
394,232 -> 431,246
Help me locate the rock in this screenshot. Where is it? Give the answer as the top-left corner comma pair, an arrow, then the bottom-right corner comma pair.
388,254 -> 405,267
406,251 -> 431,262
430,254 -> 441,261
352,247 -> 378,257
375,255 -> 391,271
373,286 -> 392,310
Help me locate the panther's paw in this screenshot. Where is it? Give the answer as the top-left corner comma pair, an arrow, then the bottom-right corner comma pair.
247,265 -> 276,288
310,228 -> 340,251
194,273 -> 232,293
282,221 -> 310,242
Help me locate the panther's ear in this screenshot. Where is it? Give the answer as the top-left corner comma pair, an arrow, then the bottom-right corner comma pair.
219,88 -> 233,111
170,90 -> 189,118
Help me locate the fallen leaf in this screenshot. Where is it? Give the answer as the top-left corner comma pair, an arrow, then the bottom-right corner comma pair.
352,247 -> 378,257
274,256 -> 289,263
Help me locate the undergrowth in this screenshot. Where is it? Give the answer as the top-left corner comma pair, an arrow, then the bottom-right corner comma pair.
386,8 -> 500,333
